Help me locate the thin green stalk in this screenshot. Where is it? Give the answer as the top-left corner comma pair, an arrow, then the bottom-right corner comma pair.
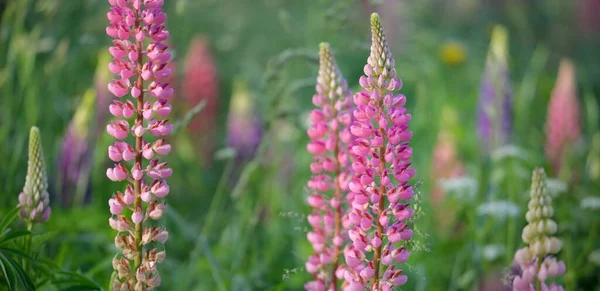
506,158 -> 518,263
133,7 -> 144,278
23,222 -> 33,272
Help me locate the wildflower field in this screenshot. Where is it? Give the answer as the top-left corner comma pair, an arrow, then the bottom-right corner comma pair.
0,0 -> 599,290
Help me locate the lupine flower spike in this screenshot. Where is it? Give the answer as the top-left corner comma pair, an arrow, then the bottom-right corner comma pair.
57,89 -> 95,207
305,43 -> 353,291
343,13 -> 415,291
106,0 -> 172,289
182,36 -> 219,163
512,168 -> 565,291
477,25 -> 512,154
545,59 -> 580,175
226,78 -> 262,160
18,126 -> 51,225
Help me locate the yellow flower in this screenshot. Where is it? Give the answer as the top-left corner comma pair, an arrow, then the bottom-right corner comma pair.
439,41 -> 467,66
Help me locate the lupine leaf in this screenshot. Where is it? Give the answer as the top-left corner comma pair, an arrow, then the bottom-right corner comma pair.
0,208 -> 19,235
0,230 -> 30,245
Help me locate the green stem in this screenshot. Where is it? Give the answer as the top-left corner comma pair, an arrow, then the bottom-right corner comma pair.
372,92 -> 387,288
330,106 -> 342,291
23,222 -> 33,272
506,159 -> 518,263
132,6 -> 144,283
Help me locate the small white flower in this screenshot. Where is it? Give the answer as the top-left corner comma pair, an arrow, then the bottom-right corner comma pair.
483,244 -> 506,261
546,178 -> 568,197
589,249 -> 600,266
477,200 -> 520,220
581,196 -> 600,210
491,144 -> 529,162
438,176 -> 478,201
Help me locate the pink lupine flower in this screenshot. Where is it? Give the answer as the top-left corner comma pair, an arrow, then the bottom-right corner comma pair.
545,59 -> 580,174
106,0 -> 172,289
182,36 -> 219,163
430,129 -> 464,206
343,13 -> 415,290
305,43 -> 353,291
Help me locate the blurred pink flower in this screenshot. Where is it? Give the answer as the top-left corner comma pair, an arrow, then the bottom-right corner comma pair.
182,36 -> 219,163
430,130 -> 464,206
545,59 -> 580,174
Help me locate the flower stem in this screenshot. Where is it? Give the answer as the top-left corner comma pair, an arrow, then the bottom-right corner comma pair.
331,107 -> 342,291
23,222 -> 33,272
372,125 -> 387,289
133,8 -> 144,273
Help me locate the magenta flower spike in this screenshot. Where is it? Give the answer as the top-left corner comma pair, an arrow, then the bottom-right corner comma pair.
305,43 -> 353,291
343,13 -> 415,291
106,0 -> 172,289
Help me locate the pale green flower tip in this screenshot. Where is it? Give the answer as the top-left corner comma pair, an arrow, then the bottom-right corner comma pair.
317,43 -> 349,101
29,126 -> 41,143
370,13 -> 381,28
319,42 -> 330,53
490,25 -> 508,61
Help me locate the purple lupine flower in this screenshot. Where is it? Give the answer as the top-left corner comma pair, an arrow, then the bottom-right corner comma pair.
56,90 -> 95,207
226,78 -> 262,160
18,127 -> 51,224
477,25 -> 512,154
106,0 -> 173,289
343,13 -> 415,290
305,43 -> 353,291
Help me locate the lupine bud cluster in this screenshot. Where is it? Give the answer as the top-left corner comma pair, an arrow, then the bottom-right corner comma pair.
305,43 -> 353,291
545,59 -> 580,174
18,127 -> 51,224
343,13 -> 414,290
477,25 -> 512,154
512,168 -> 565,291
106,0 -> 172,289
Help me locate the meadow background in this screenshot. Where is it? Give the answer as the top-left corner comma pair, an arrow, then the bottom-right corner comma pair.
1,0 -> 599,290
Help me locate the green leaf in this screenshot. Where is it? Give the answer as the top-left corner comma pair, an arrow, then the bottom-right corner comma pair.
52,270 -> 102,291
0,247 -> 33,261
30,231 -> 57,249
0,230 -> 30,245
6,255 -> 34,291
0,253 -> 34,291
0,253 -> 17,291
0,208 -> 20,235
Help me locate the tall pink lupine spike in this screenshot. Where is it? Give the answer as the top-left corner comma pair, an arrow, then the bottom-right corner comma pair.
106,0 -> 172,289
545,59 -> 580,175
182,36 -> 219,164
305,43 -> 353,291
343,13 -> 415,291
